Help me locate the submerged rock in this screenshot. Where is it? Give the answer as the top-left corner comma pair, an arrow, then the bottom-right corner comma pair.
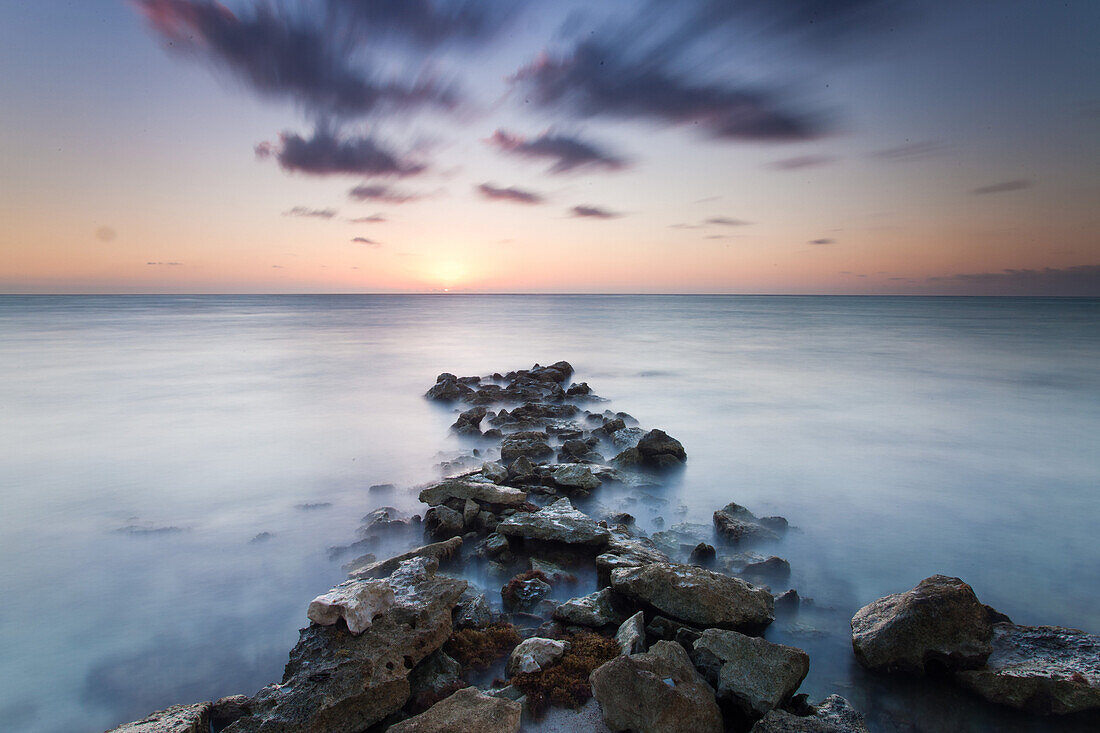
506,637 -> 569,675
850,575 -> 992,674
387,686 -> 522,733
692,629 -> 810,719
107,702 -> 211,733
306,577 -> 396,635
749,695 -> 870,733
496,498 -> 611,547
713,502 -> 781,544
955,623 -> 1100,714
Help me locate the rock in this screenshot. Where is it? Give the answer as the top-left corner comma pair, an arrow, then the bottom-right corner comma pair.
387,687 -> 522,733
359,506 -> 412,535
107,702 -> 211,732
463,498 -> 480,527
636,429 -> 687,467
553,588 -> 620,627
369,483 -> 397,494
611,562 -> 774,632
750,695 -> 870,733
550,464 -> 601,493
452,407 -> 487,435
307,578 -> 396,635
496,498 -> 611,547
502,572 -> 552,612
478,532 -> 509,559
612,447 -> 643,468
692,629 -> 810,719
850,575 -> 993,674
408,649 -> 462,700
590,640 -> 723,733
349,537 -> 463,580
759,516 -> 789,533
453,590 -> 493,630
507,455 -> 538,483
608,512 -> 636,526
482,461 -> 508,484
226,558 -> 466,733
954,623 -> 1100,714
743,556 -> 791,580
713,503 -> 780,544
690,543 -> 716,563
500,435 -> 553,462
424,505 -> 465,539
566,382 -> 591,395
775,590 -> 801,612
612,426 -> 645,449
507,637 -> 569,675
616,611 -> 647,655
426,377 -> 471,401
418,479 -> 527,509
211,695 -> 252,730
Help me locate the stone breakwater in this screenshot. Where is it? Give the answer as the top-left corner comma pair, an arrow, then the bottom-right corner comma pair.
108,361 -> 1099,732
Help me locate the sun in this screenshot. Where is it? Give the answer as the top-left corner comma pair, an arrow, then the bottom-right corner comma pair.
426,259 -> 468,289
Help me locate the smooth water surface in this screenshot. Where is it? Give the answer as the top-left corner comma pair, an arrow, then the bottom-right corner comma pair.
1,295 -> 1098,732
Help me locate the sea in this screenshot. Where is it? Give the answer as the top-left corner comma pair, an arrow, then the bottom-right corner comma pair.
0,294 -> 1097,732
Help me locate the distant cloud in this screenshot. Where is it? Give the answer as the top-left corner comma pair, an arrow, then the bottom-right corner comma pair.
809,238 -> 835,245
487,130 -> 627,174
870,141 -> 944,161
707,217 -> 752,226
284,206 -> 337,219
349,214 -> 386,223
258,129 -> 426,177
348,183 -> 425,204
927,265 -> 1100,296
971,179 -> 1033,195
476,183 -> 544,204
669,223 -> 703,229
271,265 -> 283,269
768,154 -> 834,170
327,0 -> 515,48
351,237 -> 381,247
146,261 -> 183,266
96,226 -> 117,242
570,205 -> 621,219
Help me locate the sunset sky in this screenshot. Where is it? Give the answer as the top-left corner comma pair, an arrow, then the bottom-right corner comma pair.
2,0 -> 1098,294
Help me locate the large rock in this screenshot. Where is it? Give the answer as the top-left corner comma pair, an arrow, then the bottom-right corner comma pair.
955,623 -> 1100,714
850,575 -> 993,674
590,640 -> 723,733
426,376 -> 471,401
349,537 -> 462,580
713,503 -> 780,544
306,577 -> 396,635
424,505 -> 464,539
453,589 -> 493,630
692,629 -> 809,719
507,637 -> 569,675
750,695 -> 870,733
418,479 -> 527,509
553,588 -> 620,627
107,702 -> 211,733
616,611 -> 647,655
408,649 -> 463,701
496,498 -> 611,547
452,406 -> 487,435
550,464 -> 601,493
224,558 -> 466,733
636,429 -> 687,467
500,436 -> 553,462
611,562 -> 774,632
387,687 -> 522,733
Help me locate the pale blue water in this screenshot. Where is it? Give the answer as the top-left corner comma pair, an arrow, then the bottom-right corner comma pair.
0,295 -> 1097,732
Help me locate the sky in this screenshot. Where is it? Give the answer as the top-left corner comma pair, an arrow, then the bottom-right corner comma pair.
1,0 -> 1098,294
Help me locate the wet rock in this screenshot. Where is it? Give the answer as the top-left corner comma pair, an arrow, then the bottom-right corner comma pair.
552,588 -> 620,627
750,695 -> 870,733
612,562 -> 774,632
452,406 -> 487,435
743,556 -> 791,581
482,461 -> 508,484
611,446 -> 643,468
692,629 -> 810,719
616,611 -> 647,655
636,429 -> 687,467
566,382 -> 591,396
500,435 -> 553,463
418,478 -> 527,509
529,557 -> 578,585
590,640 -> 723,733
496,498 -> 611,548
607,512 -> 636,526
507,455 -> 538,483
529,361 -> 574,383
307,578 -> 396,635
550,464 -> 601,493
211,695 -> 252,730
611,426 -> 645,449
453,590 -> 493,630
713,502 -> 781,544
387,686 -> 522,733
507,637 -> 569,675
108,702 -> 211,732
463,498 -> 480,527
408,649 -> 462,701
359,506 -> 412,536
424,505 -> 464,539
426,376 -> 471,401
775,590 -> 801,613
349,536 -> 463,580
850,575 -> 993,674
477,532 -> 509,559
759,516 -> 789,533
502,572 -> 552,612
954,623 -> 1100,714
690,543 -> 716,563
592,418 -> 627,439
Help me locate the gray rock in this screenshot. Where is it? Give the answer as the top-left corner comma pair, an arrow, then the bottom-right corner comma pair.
463,498 -> 480,527
307,577 -> 395,635
692,629 -> 810,719
955,623 -> 1100,714
850,575 -> 993,674
426,377 -> 471,401
590,641 -> 723,733
713,502 -> 780,544
496,498 -> 611,547
743,556 -> 791,581
552,588 -> 620,627
500,436 -> 553,462
507,637 -> 569,675
502,574 -> 552,612
616,611 -> 647,654
636,429 -> 687,467
550,464 -> 601,493
418,479 -> 527,509
750,695 -> 870,733
611,562 -> 775,632
349,537 -> 463,580
611,427 -> 645,449
453,590 -> 493,630
424,505 -> 464,539
107,702 -> 211,733
211,696 -> 252,731
408,649 -> 462,700
452,406 -> 487,435
387,686 -> 522,733
478,533 -> 509,559
482,461 -> 508,484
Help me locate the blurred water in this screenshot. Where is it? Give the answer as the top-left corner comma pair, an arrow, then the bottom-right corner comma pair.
0,295 -> 1097,732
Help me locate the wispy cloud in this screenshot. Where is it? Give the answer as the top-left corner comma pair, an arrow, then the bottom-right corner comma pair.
351,236 -> 381,247
570,205 -> 621,219
972,179 -> 1033,195
348,214 -> 386,223
476,183 -> 544,204
809,238 -> 835,244
707,217 -> 752,226
348,183 -> 425,204
146,261 -> 184,266
768,154 -> 834,170
257,129 -> 426,177
487,129 -> 627,174
284,206 -> 337,219
870,140 -> 944,161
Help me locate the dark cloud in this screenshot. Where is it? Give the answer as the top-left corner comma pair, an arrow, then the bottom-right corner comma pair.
259,129 -> 426,177
487,130 -> 627,174
972,179 -> 1033,195
809,238 -> 835,244
349,214 -> 386,223
327,0 -> 513,47
348,183 -> 425,204
768,154 -> 834,170
146,261 -> 184,266
707,217 -> 752,226
927,265 -> 1100,296
870,140 -> 944,161
476,183 -> 544,204
570,205 -> 620,219
351,237 -> 381,247
284,206 -> 337,218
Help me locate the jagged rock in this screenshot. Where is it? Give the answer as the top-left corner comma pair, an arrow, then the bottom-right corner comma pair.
507,637 -> 569,675
616,611 -> 647,655
743,556 -> 791,580
529,361 -> 574,383
408,649 -> 462,701
611,447 -> 643,467
477,532 -> 509,559
453,590 -> 493,630
713,502 -> 780,544
552,588 -> 620,627
590,641 -> 723,733
850,575 -> 993,674
502,572 -> 552,612
359,506 -> 412,536
692,629 -> 810,719
646,615 -> 699,643
955,623 -> 1100,714
775,590 -> 801,612
529,557 -> 577,584
550,464 -> 601,493
387,687 -> 522,733
424,505 -> 464,539
225,558 -> 466,733
507,455 -> 538,483
496,498 -> 611,547
307,577 -> 396,635
418,479 -> 526,509
611,562 -> 774,632
566,382 -> 591,395
500,435 -> 553,462
349,537 -> 463,579
426,376 -> 471,401
452,406 -> 487,435
211,696 -> 252,730
636,429 -> 687,467
612,427 -> 645,449
463,499 -> 480,527
750,695 -> 870,733
482,461 -> 508,484
107,702 -> 211,732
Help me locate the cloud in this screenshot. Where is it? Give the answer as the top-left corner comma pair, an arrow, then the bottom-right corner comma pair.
487,130 -> 627,173
258,129 -> 426,177
349,214 -> 386,223
870,140 -> 944,161
146,261 -> 184,266
669,223 -> 703,229
927,265 -> 1100,296
768,154 -> 834,170
707,217 -> 752,226
284,206 -> 337,218
327,0 -> 514,47
351,237 -> 381,247
570,205 -> 620,219
971,179 -> 1032,195
348,183 -> 425,203
809,238 -> 834,244
476,183 -> 544,204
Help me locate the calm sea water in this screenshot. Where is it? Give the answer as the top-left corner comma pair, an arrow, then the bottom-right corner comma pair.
1,295 -> 1097,732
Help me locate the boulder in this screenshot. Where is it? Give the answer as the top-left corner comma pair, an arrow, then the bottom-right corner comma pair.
590,641 -> 723,733
507,637 -> 569,675
955,623 -> 1100,714
452,406 -> 487,435
418,479 -> 526,509
692,629 -> 810,719
550,464 -> 601,493
387,687 -> 522,733
612,427 -> 645,449
453,590 -> 493,630
713,503 -> 780,544
611,562 -> 774,632
307,577 -> 396,635
636,429 -> 687,467
553,588 -> 620,628
426,377 -> 471,401
616,611 -> 647,655
211,696 -> 252,730
750,695 -> 870,733
501,572 -> 552,612
500,436 -> 553,462
482,461 -> 508,484
690,543 -> 716,563
349,537 -> 462,580
107,702 -> 211,733
850,575 -> 993,674
224,558 -> 466,733
743,556 -> 791,581
424,505 -> 464,539
408,649 -> 463,701
496,498 -> 611,547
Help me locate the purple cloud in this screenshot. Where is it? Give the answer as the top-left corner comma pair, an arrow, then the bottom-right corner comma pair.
972,179 -> 1033,195
768,154 -> 834,170
348,184 -> 425,204
570,205 -> 621,219
284,206 -> 337,218
258,129 -> 426,177
488,130 -> 627,174
476,183 -> 544,204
